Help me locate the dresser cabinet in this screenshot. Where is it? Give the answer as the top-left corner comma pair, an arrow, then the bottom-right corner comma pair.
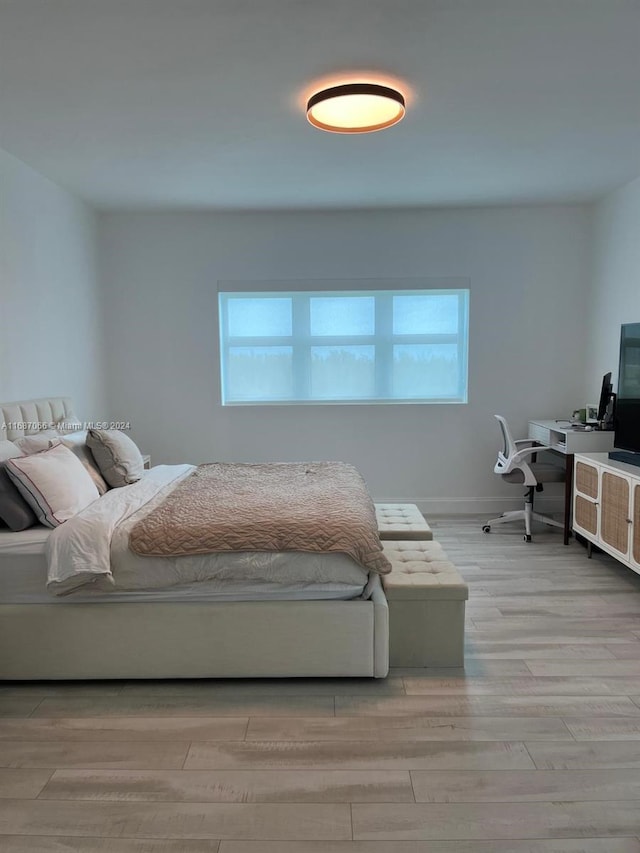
573,452 -> 640,575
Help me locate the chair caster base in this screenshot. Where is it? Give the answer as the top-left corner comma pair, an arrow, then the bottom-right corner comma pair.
524,534 -> 532,542
482,525 -> 491,533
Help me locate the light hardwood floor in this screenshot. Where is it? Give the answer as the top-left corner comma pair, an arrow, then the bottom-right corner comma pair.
2,516 -> 640,851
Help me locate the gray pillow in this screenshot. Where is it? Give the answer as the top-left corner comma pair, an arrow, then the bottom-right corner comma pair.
87,429 -> 144,488
0,461 -> 37,531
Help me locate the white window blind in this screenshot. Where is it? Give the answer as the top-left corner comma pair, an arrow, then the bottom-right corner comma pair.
219,287 -> 469,405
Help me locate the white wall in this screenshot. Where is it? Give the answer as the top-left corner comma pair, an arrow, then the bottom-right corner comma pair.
99,205 -> 591,512
0,148 -> 104,418
586,175 -> 640,395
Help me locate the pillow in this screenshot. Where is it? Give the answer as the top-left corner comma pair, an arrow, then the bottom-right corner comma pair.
56,412 -> 83,434
0,461 -> 38,531
61,431 -> 109,496
6,443 -> 100,528
87,429 -> 144,488
14,430 -> 60,455
0,439 -> 22,462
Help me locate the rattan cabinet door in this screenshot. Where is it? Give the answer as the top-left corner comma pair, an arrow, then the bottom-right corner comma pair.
574,495 -> 598,536
575,460 -> 599,499
600,471 -> 631,557
632,483 -> 640,571
573,459 -> 600,538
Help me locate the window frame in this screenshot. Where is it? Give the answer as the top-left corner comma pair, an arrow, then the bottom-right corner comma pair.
218,283 -> 469,406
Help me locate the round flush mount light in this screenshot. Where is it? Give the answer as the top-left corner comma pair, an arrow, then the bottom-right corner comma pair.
306,83 -> 405,134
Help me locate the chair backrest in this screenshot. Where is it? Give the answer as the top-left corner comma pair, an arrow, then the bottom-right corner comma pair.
493,414 -> 535,485
495,415 -> 517,461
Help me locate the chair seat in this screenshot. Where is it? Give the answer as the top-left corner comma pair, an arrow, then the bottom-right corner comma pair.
502,462 -> 565,484
530,463 -> 565,483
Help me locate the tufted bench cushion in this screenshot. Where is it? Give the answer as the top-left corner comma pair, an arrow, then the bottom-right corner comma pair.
375,503 -> 433,540
382,540 -> 468,667
382,540 -> 468,599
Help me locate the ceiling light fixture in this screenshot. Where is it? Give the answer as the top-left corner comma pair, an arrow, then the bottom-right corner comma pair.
306,83 -> 405,134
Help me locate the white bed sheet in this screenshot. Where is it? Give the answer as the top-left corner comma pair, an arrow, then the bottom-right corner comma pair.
0,526 -> 51,555
0,482 -> 369,604
47,465 -> 370,597
0,543 -> 367,603
0,562 -> 365,604
0,525 -> 48,602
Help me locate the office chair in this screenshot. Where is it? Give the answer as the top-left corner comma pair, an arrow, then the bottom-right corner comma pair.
483,415 -> 565,542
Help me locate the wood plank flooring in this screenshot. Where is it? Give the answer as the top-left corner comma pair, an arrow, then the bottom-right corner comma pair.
1,515 -> 640,850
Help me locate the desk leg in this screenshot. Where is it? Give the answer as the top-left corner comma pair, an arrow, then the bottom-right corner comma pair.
564,453 -> 574,545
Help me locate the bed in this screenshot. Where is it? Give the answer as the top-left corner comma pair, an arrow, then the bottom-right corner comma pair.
0,397 -> 389,679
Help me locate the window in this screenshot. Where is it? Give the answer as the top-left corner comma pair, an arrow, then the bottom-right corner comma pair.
219,287 -> 469,405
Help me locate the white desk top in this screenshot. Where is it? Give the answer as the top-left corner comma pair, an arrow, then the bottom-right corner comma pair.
529,419 -> 599,433
528,419 -> 616,455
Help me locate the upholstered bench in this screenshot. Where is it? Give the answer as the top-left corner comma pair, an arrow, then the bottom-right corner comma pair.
382,540 -> 468,667
375,503 -> 433,540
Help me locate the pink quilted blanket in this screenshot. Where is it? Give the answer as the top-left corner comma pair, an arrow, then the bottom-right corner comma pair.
129,461 -> 391,574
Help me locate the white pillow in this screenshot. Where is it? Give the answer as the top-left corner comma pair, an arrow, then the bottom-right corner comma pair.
56,412 -> 83,434
0,439 -> 22,462
5,443 -> 100,528
14,430 -> 61,455
62,431 -> 109,496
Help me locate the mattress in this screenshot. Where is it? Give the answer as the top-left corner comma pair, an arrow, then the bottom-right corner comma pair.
0,525 -> 51,555
0,527 -> 367,604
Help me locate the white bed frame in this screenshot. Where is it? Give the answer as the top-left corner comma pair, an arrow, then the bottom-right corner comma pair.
0,397 -> 389,680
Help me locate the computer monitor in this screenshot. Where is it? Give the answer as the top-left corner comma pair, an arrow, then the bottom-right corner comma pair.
597,371 -> 613,423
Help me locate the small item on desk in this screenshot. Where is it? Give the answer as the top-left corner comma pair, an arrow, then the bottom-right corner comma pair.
585,404 -> 599,424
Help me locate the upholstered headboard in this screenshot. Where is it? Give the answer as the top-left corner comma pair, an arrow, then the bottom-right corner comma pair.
0,397 -> 79,441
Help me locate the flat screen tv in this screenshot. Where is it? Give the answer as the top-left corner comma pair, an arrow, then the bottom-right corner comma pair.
610,322 -> 640,466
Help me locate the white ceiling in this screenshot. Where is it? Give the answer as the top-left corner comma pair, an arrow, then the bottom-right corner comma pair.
1,0 -> 639,210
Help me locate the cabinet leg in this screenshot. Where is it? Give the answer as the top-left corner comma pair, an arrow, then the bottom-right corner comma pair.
587,540 -> 592,559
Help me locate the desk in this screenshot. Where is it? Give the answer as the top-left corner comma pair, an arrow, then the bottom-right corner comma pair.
528,420 -> 615,544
